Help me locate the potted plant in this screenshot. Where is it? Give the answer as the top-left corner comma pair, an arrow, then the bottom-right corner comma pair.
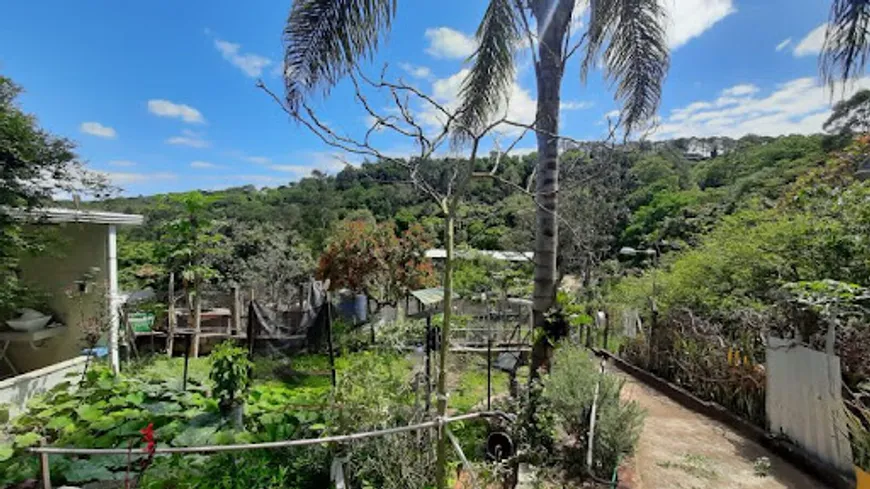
209,340 -> 252,428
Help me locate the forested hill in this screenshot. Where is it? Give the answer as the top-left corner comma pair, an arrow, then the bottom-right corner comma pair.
82,133 -> 849,290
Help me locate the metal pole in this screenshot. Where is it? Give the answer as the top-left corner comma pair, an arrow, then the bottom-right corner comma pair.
182,333 -> 191,391
326,292 -> 337,389
425,314 -> 432,413
486,337 -> 492,411
40,451 -> 51,489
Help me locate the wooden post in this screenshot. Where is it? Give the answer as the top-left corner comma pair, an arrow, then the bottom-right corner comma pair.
602,312 -> 610,351
39,439 -> 51,489
167,272 -> 176,358
192,286 -> 202,358
231,285 -> 241,335
326,291 -> 337,389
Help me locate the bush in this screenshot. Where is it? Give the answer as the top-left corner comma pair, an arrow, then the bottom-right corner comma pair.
542,345 -> 644,479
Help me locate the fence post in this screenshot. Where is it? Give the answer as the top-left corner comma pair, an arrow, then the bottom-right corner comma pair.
231,285 -> 241,335
39,439 -> 51,489
167,272 -> 176,357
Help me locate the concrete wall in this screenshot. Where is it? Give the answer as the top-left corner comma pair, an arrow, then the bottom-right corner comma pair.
4,223 -> 108,374
0,355 -> 88,416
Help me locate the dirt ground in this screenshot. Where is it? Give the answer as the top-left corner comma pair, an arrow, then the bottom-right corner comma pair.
614,368 -> 825,489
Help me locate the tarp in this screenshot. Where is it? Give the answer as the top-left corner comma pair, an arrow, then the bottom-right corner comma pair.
247,279 -> 329,354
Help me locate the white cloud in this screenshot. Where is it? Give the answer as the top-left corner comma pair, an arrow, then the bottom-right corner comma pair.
190,161 -> 220,169
103,171 -> 177,185
147,99 -> 205,123
108,160 -> 136,167
424,27 -> 476,59
166,129 -> 210,148
214,39 -> 272,77
721,84 -> 759,97
244,156 -> 271,165
560,100 -> 593,111
654,76 -> 870,139
80,122 -> 117,139
793,23 -> 828,57
775,37 -> 792,52
424,68 -> 536,136
400,63 -> 433,79
603,110 -> 620,119
662,0 -> 736,49
269,152 -> 352,175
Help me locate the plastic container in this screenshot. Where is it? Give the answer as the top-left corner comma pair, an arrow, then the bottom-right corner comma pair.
128,312 -> 155,333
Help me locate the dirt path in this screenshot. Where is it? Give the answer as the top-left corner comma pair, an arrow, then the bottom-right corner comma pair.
614,369 -> 824,489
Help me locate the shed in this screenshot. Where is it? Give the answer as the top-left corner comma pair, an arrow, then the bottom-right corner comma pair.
0,208 -> 143,413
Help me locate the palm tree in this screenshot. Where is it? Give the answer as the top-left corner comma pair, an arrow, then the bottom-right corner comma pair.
822,0 -> 870,87
281,2 -> 668,486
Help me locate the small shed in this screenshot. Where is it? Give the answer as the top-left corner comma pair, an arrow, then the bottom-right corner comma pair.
0,208 -> 142,413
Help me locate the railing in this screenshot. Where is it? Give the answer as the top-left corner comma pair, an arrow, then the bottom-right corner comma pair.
29,411 -> 513,489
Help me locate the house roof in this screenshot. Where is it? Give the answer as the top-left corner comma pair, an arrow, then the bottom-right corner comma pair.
7,207 -> 144,226
425,249 -> 534,263
410,287 -> 460,306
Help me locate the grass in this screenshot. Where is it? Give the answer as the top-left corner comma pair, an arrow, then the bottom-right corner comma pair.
656,453 -> 719,480
129,348 -> 503,416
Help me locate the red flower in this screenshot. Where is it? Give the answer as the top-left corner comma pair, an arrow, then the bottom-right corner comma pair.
140,423 -> 155,455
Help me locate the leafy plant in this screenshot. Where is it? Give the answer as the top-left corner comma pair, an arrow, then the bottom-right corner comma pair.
209,341 -> 252,413
541,344 -> 645,480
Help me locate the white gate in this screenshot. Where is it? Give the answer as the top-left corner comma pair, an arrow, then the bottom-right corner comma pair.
765,336 -> 853,473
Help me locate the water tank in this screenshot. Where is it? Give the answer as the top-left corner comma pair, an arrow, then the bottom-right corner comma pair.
338,293 -> 368,324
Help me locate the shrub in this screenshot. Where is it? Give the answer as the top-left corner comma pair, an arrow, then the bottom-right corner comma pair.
209,341 -> 252,413
542,345 -> 645,479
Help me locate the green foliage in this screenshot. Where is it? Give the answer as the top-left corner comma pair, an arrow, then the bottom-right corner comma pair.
0,75 -> 108,318
209,341 -> 253,411
542,344 -> 644,479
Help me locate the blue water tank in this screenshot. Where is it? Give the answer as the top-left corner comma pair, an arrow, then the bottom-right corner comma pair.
338,293 -> 368,324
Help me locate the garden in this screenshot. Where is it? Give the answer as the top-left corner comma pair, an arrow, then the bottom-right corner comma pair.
1,323 -> 644,488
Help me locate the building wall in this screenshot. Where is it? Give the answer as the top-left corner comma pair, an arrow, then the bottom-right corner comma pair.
5,223 -> 108,373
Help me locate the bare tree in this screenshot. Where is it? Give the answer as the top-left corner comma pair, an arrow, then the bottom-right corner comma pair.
259,69 -> 534,488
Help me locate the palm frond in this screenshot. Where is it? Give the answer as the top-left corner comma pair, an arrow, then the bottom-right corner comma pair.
600,0 -> 669,133
283,0 -> 397,111
821,0 -> 870,89
582,0 -> 618,81
455,0 -> 524,138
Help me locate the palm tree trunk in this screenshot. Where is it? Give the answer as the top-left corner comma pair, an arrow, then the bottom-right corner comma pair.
529,0 -> 574,379
435,206 -> 455,489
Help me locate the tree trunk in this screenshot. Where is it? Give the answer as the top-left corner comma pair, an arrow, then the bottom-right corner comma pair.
435,207 -> 455,489
529,0 -> 574,380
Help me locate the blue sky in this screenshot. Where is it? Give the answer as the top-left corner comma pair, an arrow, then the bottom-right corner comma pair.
0,0 -> 856,196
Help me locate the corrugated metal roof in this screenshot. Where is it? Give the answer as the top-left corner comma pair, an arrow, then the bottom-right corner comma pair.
7,207 -> 144,225
425,249 -> 533,262
409,287 -> 459,306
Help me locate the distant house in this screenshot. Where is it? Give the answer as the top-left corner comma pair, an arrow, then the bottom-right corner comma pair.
0,208 -> 143,413
425,249 -> 534,263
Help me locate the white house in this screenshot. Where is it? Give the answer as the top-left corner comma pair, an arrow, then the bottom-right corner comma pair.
0,208 -> 143,414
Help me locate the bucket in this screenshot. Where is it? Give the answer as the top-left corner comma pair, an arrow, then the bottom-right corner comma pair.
857,466 -> 870,489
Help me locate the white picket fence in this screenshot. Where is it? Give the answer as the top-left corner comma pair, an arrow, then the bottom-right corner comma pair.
765,336 -> 853,473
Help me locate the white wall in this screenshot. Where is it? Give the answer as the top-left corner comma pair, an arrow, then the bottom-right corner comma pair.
0,355 -> 88,416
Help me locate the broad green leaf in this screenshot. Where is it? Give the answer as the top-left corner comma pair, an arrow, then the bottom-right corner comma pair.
0,443 -> 14,461
76,404 -> 103,422
46,415 -> 73,431
13,432 -> 40,448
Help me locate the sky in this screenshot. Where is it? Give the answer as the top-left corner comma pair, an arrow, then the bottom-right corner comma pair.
0,0 -> 862,196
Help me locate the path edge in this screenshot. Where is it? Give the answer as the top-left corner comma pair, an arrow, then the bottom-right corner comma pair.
593,348 -> 855,489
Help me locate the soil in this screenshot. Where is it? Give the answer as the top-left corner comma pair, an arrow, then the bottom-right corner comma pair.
613,368 -> 825,489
